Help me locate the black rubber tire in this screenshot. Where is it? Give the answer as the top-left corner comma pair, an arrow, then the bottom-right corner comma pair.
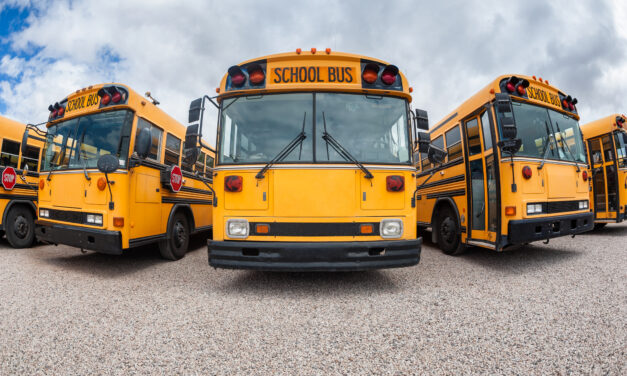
158,212 -> 190,261
5,205 -> 35,248
436,206 -> 466,255
593,223 -> 607,230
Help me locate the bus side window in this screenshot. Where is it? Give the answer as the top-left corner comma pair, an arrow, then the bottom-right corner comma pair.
465,118 -> 482,156
1,139 -> 20,168
21,145 -> 40,171
205,155 -> 214,178
420,152 -> 429,170
445,125 -> 462,161
136,118 -> 163,162
431,135 -> 444,167
165,134 -> 181,166
480,111 -> 493,151
602,135 -> 614,161
195,152 -> 206,174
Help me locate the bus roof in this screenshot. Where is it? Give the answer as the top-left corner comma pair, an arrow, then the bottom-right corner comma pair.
429,74 -> 580,137
580,114 -> 627,139
217,50 -> 412,102
0,115 -> 26,140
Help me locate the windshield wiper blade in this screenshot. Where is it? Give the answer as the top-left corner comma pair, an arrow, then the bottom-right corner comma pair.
538,121 -> 554,170
255,113 -> 307,179
81,159 -> 92,181
321,112 -> 373,179
554,121 -> 580,172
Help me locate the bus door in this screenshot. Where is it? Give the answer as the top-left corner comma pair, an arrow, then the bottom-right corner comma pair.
463,109 -> 498,246
589,135 -> 618,219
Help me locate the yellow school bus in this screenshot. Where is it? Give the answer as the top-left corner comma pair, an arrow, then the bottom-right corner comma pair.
30,83 -> 215,260
190,49 -> 423,271
416,75 -> 593,254
0,116 -> 43,247
580,114 -> 627,228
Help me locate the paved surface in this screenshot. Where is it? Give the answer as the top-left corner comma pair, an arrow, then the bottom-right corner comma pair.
0,224 -> 625,375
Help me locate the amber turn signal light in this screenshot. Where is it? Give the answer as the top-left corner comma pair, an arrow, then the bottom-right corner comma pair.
97,177 -> 107,191
113,217 -> 124,227
39,179 -> 45,190
255,224 -> 270,234
360,224 -> 374,234
505,206 -> 516,216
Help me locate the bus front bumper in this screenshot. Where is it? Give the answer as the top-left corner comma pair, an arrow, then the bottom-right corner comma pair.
207,239 -> 421,271
36,220 -> 122,254
506,212 -> 594,245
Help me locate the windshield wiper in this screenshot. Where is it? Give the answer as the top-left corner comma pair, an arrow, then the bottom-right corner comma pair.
538,121 -> 554,170
321,112 -> 373,179
554,121 -> 580,172
80,159 -> 92,181
255,113 -> 308,179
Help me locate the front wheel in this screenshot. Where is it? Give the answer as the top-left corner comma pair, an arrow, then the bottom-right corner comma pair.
5,205 -> 35,248
159,212 -> 190,261
436,207 -> 466,255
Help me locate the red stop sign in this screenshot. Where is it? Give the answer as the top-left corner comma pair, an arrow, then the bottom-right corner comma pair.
170,165 -> 183,192
2,167 -> 17,191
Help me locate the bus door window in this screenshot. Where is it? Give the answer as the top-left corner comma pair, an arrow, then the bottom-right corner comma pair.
165,134 -> 181,166
480,110 -> 497,232
480,111 -> 493,151
614,132 -> 627,168
469,159 -> 486,231
602,135 -> 618,212
21,145 -> 40,171
465,118 -> 481,156
136,118 -> 163,162
589,138 -> 606,213
1,139 -> 20,168
445,126 -> 462,161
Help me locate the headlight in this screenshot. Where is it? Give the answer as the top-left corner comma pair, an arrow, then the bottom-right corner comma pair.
226,219 -> 249,238
526,203 -> 543,214
579,200 -> 588,209
39,209 -> 50,218
380,218 -> 403,239
86,214 -> 103,225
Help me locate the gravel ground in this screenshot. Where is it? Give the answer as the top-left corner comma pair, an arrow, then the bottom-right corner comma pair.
0,224 -> 625,375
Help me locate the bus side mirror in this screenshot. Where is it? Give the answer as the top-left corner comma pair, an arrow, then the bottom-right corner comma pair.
188,98 -> 203,123
135,127 -> 152,159
427,144 -> 447,165
415,109 -> 429,131
417,131 -> 430,153
495,93 -> 512,113
21,130 -> 29,155
183,123 -> 200,165
97,154 -> 119,174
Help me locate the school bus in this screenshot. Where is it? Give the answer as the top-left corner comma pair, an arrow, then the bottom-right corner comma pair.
28,83 -> 215,260
189,49 -> 425,271
0,116 -> 43,248
580,114 -> 627,228
416,75 -> 593,254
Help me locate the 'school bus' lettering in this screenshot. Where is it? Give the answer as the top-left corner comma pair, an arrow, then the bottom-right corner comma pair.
271,66 -> 354,84
526,86 -> 561,108
66,93 -> 100,113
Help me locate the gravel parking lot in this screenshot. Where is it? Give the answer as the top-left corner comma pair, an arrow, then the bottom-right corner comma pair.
1,224 -> 625,375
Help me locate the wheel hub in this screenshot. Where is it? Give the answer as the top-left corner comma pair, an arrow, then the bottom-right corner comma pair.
173,221 -> 186,248
14,215 -> 29,239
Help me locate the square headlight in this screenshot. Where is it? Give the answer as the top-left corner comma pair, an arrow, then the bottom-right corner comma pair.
380,218 -> 403,239
39,209 -> 49,218
226,219 -> 249,239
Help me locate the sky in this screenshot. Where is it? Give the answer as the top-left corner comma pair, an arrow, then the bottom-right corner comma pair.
1,0 -> 626,145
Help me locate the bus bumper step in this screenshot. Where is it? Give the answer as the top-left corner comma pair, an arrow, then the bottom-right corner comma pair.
207,239 -> 421,271
35,220 -> 123,255
506,212 -> 594,246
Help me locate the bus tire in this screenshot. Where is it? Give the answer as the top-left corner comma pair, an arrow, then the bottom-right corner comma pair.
159,212 -> 190,261
593,223 -> 607,230
5,205 -> 35,248
436,207 -> 466,256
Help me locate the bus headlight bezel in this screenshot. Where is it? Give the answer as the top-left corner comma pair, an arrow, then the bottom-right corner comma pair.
226,218 -> 249,239
86,214 -> 103,225
579,200 -> 589,210
39,209 -> 50,218
380,218 -> 403,239
526,203 -> 543,215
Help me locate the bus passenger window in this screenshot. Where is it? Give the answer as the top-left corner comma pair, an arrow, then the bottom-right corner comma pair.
136,118 -> 162,162
165,134 -> 181,166
205,155 -> 214,177
431,135 -> 444,167
420,152 -> 429,170
465,118 -> 481,156
445,126 -> 462,161
1,139 -> 20,168
195,152 -> 206,174
21,145 -> 40,171
480,111 -> 493,151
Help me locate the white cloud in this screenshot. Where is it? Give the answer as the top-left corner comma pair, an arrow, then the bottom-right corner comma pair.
1,0 -> 626,141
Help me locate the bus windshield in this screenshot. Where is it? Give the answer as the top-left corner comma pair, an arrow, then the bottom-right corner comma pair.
219,93 -> 410,165
510,102 -> 587,163
42,110 -> 133,171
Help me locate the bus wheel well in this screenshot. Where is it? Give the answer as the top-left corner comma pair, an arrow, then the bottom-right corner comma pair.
168,204 -> 195,234
430,198 -> 461,243
2,200 -> 37,227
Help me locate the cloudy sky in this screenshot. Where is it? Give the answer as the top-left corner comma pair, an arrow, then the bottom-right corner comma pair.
1,0 -> 625,144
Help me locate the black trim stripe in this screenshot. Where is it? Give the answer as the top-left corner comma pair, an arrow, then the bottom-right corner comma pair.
161,197 -> 212,205
430,112 -> 458,134
129,233 -> 165,248
179,186 -> 213,196
250,222 -> 380,237
41,208 -> 102,226
0,194 -> 36,200
136,159 -> 213,185
0,166 -> 39,178
417,174 -> 465,190
14,183 -> 37,190
416,158 -> 464,178
426,189 -> 466,199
